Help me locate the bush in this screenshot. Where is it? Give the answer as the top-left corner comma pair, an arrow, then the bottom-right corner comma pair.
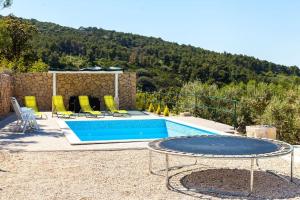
136,92 -> 147,110
137,76 -> 157,92
28,59 -> 48,72
136,91 -> 161,111
175,81 -> 218,118
148,103 -> 154,112
156,105 -> 161,115
136,68 -> 154,78
260,93 -> 300,144
163,106 -> 170,116
137,81 -> 300,144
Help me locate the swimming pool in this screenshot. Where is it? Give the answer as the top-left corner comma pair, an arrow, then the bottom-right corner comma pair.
63,119 -> 219,144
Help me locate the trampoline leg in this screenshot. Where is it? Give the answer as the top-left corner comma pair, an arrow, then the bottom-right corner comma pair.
255,159 -> 259,168
165,154 -> 169,188
250,158 -> 254,194
291,150 -> 294,182
149,150 -> 152,174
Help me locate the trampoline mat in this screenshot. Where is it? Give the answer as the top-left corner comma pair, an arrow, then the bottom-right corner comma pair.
158,135 -> 281,156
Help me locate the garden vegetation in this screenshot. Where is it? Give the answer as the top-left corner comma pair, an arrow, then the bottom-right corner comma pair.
137,80 -> 300,144
0,15 -> 299,143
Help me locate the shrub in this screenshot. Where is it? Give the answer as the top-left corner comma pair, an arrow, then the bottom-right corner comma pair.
137,76 -> 157,92
136,92 -> 147,110
175,81 -> 218,118
260,93 -> 300,144
137,81 -> 300,144
163,106 -> 170,116
136,68 -> 155,78
148,103 -> 154,112
156,105 -> 161,115
28,59 -> 48,72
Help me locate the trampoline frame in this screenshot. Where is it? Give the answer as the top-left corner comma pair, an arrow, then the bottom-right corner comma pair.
148,135 -> 294,195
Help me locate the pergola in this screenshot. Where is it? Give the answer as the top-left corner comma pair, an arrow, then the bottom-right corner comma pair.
48,69 -> 123,105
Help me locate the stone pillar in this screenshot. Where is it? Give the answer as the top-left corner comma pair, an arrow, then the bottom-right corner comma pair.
0,73 -> 13,117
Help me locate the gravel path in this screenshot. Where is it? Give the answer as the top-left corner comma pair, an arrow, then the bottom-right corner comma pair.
0,150 -> 299,200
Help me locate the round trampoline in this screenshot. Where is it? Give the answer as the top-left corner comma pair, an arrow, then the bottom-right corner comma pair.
148,135 -> 294,194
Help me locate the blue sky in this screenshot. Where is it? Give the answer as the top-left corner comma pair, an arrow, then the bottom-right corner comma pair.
1,0 -> 300,67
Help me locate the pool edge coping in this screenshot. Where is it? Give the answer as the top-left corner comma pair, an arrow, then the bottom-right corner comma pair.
56,116 -> 229,145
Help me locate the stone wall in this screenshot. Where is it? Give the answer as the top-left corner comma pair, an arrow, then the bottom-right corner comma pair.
119,73 -> 136,109
57,73 -> 136,110
13,73 -> 53,110
12,72 -> 136,111
0,73 -> 13,117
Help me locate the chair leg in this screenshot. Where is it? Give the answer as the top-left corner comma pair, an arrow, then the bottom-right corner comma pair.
17,120 -> 23,132
22,120 -> 28,133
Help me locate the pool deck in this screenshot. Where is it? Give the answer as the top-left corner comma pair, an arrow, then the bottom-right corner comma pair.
1,111 -> 300,200
0,111 -> 299,164
0,111 -> 234,152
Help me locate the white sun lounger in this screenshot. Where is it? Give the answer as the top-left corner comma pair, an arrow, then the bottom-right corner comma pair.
10,97 -> 39,133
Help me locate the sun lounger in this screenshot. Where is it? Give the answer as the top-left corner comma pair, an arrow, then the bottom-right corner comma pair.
79,96 -> 103,117
103,95 -> 128,116
24,96 -> 47,119
52,95 -> 75,118
11,97 -> 39,132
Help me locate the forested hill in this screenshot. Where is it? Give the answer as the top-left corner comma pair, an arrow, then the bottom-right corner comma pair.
19,18 -> 300,90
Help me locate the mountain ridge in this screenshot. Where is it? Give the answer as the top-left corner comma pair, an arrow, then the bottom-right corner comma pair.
6,16 -> 300,90
28,17 -> 295,67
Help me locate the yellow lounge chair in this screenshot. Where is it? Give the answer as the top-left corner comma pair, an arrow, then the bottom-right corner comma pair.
52,95 -> 74,118
104,95 -> 128,116
24,96 -> 46,119
79,96 -> 102,117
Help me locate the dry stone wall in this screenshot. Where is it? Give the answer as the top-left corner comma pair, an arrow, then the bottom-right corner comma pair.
0,73 -> 13,117
11,72 -> 136,111
13,73 -> 53,110
119,73 -> 136,109
57,73 -> 115,110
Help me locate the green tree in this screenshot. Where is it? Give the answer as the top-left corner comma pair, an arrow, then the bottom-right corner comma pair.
0,15 -> 37,61
0,15 -> 299,88
137,76 -> 157,91
138,81 -> 300,144
0,19 -> 10,54
260,94 -> 300,144
28,59 -> 49,72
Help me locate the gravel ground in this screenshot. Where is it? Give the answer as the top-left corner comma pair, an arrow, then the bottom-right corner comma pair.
0,150 -> 299,200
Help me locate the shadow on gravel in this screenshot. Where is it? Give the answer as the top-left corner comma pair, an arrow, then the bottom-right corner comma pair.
0,113 -> 17,129
169,168 -> 300,199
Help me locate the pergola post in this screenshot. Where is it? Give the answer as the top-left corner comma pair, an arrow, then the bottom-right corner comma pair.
114,73 -> 119,109
53,72 -> 57,96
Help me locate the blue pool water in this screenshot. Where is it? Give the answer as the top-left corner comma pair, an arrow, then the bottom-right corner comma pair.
65,119 -> 216,142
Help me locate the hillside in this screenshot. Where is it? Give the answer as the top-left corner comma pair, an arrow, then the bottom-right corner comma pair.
8,17 -> 300,90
